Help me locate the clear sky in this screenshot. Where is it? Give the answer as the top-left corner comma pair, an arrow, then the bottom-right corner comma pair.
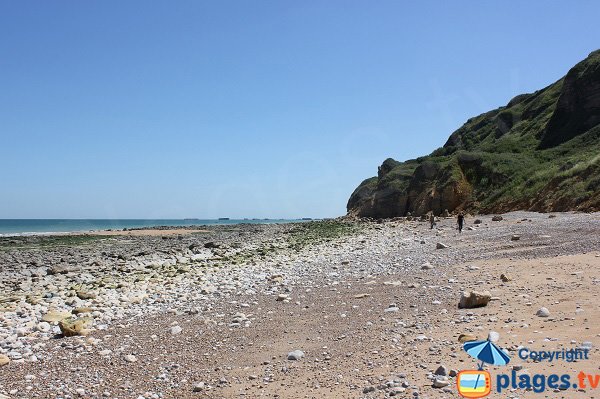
1,1 -> 599,219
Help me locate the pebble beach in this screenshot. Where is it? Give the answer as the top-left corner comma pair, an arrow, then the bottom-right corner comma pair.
0,212 -> 599,398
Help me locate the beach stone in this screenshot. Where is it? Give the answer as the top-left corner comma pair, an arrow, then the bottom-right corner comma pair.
474,219 -> 482,224
459,290 -> 491,309
72,307 -> 94,315
492,215 -> 503,221
511,234 -> 521,241
488,331 -> 500,342
30,267 -> 48,277
76,291 -> 97,300
193,382 -> 206,392
362,386 -> 376,394
48,264 -> 77,275
500,273 -> 512,282
433,376 -> 450,388
42,310 -> 71,322
124,354 -> 137,363
536,307 -> 550,317
421,262 -> 434,270
36,322 -> 52,333
436,242 -> 448,249
0,354 -> 10,367
287,350 -> 305,360
276,294 -> 288,302
59,317 -> 93,337
434,365 -> 448,376
170,325 -> 183,335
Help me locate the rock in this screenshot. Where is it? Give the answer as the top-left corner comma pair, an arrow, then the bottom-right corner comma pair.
354,293 -> 370,299
511,234 -> 520,241
492,215 -> 503,221
193,382 -> 206,392
421,262 -> 434,270
548,214 -> 557,218
170,325 -> 183,335
536,307 -> 550,317
362,386 -> 376,394
500,273 -> 512,282
473,219 -> 482,224
488,331 -> 500,342
287,350 -> 305,360
459,290 -> 491,309
72,307 -> 94,315
42,310 -> 72,322
30,267 -> 48,277
433,376 -> 450,388
276,294 -> 288,302
76,291 -> 97,300
434,365 -> 448,376
59,317 -> 93,337
436,242 -> 448,249
36,322 -> 52,333
48,264 -> 77,275
128,292 -> 148,304
0,354 -> 10,367
124,354 -> 137,363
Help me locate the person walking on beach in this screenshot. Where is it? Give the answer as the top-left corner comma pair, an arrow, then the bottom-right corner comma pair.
429,212 -> 435,229
457,212 -> 465,233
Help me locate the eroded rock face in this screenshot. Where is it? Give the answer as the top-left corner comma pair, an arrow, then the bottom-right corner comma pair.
540,50 -> 600,148
347,158 -> 472,217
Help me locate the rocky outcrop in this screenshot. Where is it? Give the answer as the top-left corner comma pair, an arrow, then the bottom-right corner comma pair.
540,50 -> 600,148
347,50 -> 600,218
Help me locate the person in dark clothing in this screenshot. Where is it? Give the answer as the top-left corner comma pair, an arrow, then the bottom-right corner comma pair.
457,212 -> 465,233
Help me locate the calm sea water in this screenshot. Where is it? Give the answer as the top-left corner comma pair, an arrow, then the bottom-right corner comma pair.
0,219 -> 306,235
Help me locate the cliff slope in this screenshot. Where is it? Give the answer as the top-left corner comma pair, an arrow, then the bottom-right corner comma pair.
347,50 -> 600,217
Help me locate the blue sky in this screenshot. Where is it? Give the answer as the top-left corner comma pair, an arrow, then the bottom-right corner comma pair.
1,1 -> 599,219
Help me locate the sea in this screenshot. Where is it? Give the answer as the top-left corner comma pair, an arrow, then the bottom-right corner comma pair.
0,219 -> 308,236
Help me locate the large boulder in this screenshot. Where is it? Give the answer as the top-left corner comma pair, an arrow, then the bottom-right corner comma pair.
458,290 -> 492,309
59,317 -> 93,337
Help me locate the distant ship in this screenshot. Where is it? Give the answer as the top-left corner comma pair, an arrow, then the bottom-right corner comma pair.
183,218 -> 199,221
218,217 -> 230,221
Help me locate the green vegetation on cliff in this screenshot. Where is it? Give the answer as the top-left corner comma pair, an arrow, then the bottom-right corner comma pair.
348,50 -> 600,217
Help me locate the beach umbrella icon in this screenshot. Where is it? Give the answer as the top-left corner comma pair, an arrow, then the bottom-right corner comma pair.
462,338 -> 511,393
464,339 -> 511,368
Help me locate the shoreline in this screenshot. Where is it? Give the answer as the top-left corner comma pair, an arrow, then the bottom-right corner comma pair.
0,219 -> 315,238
